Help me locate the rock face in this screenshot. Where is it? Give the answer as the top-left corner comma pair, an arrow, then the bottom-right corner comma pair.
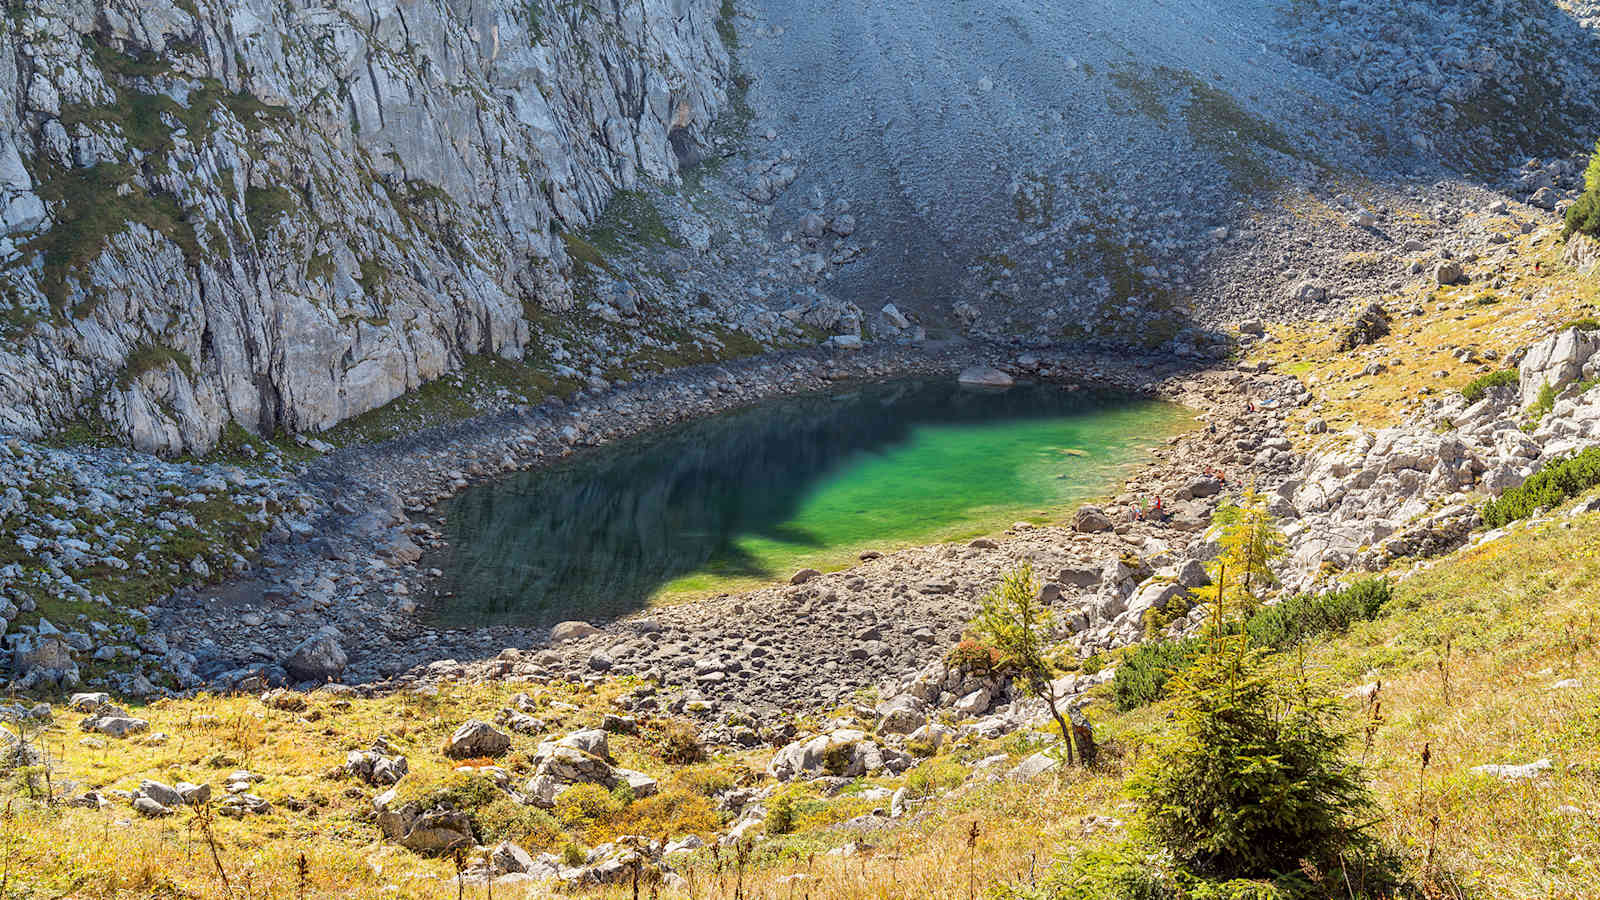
0,0 -> 729,453
1518,327 -> 1600,410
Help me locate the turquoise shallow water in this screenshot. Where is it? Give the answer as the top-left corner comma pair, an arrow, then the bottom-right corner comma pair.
432,378 -> 1191,627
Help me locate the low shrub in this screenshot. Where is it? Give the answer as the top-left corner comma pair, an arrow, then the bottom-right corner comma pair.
1561,317 -> 1600,332
1243,578 -> 1391,651
553,782 -> 626,828
408,772 -> 503,814
1113,638 -> 1205,712
820,741 -> 854,776
677,764 -> 738,797
904,756 -> 968,798
1524,381 -> 1557,429
1459,368 -> 1517,404
765,793 -> 797,835
945,636 -> 1003,672
616,785 -> 719,838
658,720 -> 705,765
1562,140 -> 1600,239
477,799 -> 563,847
405,773 -> 561,845
1005,841 -> 1314,900
1114,578 -> 1392,711
1482,446 -> 1600,527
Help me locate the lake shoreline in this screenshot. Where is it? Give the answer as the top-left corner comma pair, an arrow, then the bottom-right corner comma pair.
149,341 -> 1242,692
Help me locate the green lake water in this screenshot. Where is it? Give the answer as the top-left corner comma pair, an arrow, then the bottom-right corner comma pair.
432,378 -> 1191,627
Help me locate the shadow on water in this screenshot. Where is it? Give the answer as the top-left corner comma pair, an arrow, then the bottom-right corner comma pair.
430,377 -> 1181,628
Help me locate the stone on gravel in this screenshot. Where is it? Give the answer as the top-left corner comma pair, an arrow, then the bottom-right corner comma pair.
790,568 -> 822,585
1072,506 -> 1113,533
957,365 -> 1014,387
550,621 -> 600,644
282,631 -> 347,683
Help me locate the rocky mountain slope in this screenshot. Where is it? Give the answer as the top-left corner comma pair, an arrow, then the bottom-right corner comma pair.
0,0 -> 730,454
743,0 -> 1600,337
3,0 -> 1599,454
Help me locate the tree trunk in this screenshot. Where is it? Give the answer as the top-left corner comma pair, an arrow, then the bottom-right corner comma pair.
1044,688 -> 1076,765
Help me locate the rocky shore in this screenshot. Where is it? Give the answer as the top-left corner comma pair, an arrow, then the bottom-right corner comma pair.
140,341 -> 1220,692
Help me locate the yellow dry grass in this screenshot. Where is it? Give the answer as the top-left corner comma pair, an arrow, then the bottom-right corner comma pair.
1254,219 -> 1599,439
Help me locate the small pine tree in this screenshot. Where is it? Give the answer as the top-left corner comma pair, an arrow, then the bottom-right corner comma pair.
1205,488 -> 1284,612
1129,635 -> 1377,880
974,563 -> 1085,763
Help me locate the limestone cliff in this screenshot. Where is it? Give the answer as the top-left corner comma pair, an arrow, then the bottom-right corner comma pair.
0,0 -> 729,453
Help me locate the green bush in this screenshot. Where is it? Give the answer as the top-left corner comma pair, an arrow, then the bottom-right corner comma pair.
1130,645 -> 1378,881
476,798 -> 563,847
765,793 -> 796,835
1525,382 -> 1558,429
1459,369 -> 1518,404
1004,842 -> 1313,900
1561,317 -> 1600,333
1114,579 -> 1392,711
407,773 -> 561,845
1243,578 -> 1391,651
1114,638 -> 1205,711
1563,141 -> 1600,239
1482,446 -> 1600,527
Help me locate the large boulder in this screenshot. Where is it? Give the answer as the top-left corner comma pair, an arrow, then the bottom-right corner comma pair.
444,720 -> 512,759
549,621 -> 600,644
958,365 -> 1015,387
768,729 -> 909,781
1072,505 -> 1113,533
1519,327 -> 1600,410
522,731 -> 619,807
1125,580 -> 1190,623
282,630 -> 347,683
1336,302 -> 1390,351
